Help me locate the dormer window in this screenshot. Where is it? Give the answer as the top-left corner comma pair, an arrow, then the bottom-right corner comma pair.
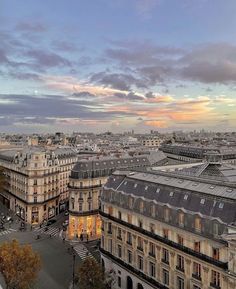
219,203 -> 224,209
124,181 -> 127,185
209,185 -> 215,189
134,184 -> 137,188
145,186 -> 148,190
169,192 -> 174,197
184,194 -> 188,200
156,188 -> 160,193
200,198 -> 205,205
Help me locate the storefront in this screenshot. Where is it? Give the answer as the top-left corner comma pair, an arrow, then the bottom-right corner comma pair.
48,206 -> 55,219
0,192 -> 10,208
31,206 -> 39,224
68,213 -> 101,240
15,204 -> 25,220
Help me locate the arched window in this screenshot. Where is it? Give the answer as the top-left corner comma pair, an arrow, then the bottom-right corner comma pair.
127,276 -> 133,289
137,284 -> 144,289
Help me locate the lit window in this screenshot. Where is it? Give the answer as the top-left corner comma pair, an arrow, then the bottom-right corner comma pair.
195,217 -> 202,232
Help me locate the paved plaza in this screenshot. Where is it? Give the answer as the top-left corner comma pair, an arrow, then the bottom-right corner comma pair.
0,203 -> 100,289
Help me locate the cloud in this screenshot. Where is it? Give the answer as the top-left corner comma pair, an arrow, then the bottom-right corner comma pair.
144,120 -> 167,127
90,71 -> 147,90
16,22 -> 47,33
26,49 -> 72,68
114,92 -> 144,101
135,0 -> 161,18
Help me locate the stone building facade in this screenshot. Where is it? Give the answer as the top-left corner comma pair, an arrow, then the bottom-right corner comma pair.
68,155 -> 156,240
0,148 -> 77,224
100,157 -> 236,289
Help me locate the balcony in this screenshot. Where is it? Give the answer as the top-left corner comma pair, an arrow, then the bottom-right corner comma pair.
176,266 -> 185,273
192,273 -> 201,281
100,247 -> 169,289
137,246 -> 143,252
99,211 -> 228,270
149,252 -> 156,258
210,283 -> 221,289
161,259 -> 169,265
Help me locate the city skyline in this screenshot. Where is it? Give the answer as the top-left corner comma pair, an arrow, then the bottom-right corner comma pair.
1,0 -> 236,133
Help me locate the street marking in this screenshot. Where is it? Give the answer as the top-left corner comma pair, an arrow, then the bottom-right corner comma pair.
70,243 -> 96,261
33,226 -> 60,237
0,228 -> 16,237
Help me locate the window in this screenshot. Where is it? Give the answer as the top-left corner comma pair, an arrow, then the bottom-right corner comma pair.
169,191 -> 174,197
211,270 -> 220,288
195,217 -> 202,232
127,232 -> 132,245
213,223 -> 219,235
127,250 -> 132,264
79,203 -> 83,212
117,228 -> 122,240
164,208 -> 170,222
34,196 -> 37,203
163,228 -> 169,239
127,214 -> 132,224
162,248 -> 169,264
149,242 -> 155,257
108,239 -> 112,253
219,202 -> 224,209
193,262 -> 201,280
118,211 -> 122,219
163,269 -> 169,286
150,223 -> 155,234
212,248 -> 220,260
177,277 -> 184,289
118,276 -> 121,288
138,220 -> 143,228
177,255 -> 185,272
33,179 -> 37,185
138,256 -> 143,271
151,205 -> 155,217
194,242 -> 201,253
137,237 -> 143,251
179,212 -> 184,227
108,206 -> 113,215
117,245 -> 122,258
177,235 -> 184,246
108,222 -> 112,234
200,198 -> 205,205
184,194 -> 188,200
80,182 -> 83,188
149,262 -> 156,278
139,201 -> 144,213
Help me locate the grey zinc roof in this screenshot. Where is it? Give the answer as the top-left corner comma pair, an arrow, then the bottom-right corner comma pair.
105,171 -> 236,224
72,155 -> 151,173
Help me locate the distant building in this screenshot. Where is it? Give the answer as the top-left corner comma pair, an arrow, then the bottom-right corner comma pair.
142,137 -> 163,148
100,153 -> 236,289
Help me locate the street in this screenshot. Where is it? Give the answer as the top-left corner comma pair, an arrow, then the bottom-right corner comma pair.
0,203 -> 100,289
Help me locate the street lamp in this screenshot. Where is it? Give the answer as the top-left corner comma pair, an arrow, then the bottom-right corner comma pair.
72,247 -> 76,289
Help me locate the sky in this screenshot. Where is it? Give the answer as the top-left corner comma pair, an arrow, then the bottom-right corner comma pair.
0,0 -> 236,133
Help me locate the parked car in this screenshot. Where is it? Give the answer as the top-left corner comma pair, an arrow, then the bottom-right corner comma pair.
46,219 -> 57,226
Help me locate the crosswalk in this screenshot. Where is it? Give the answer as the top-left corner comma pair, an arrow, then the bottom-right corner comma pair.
71,243 -> 96,261
33,226 -> 60,237
0,228 -> 17,237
